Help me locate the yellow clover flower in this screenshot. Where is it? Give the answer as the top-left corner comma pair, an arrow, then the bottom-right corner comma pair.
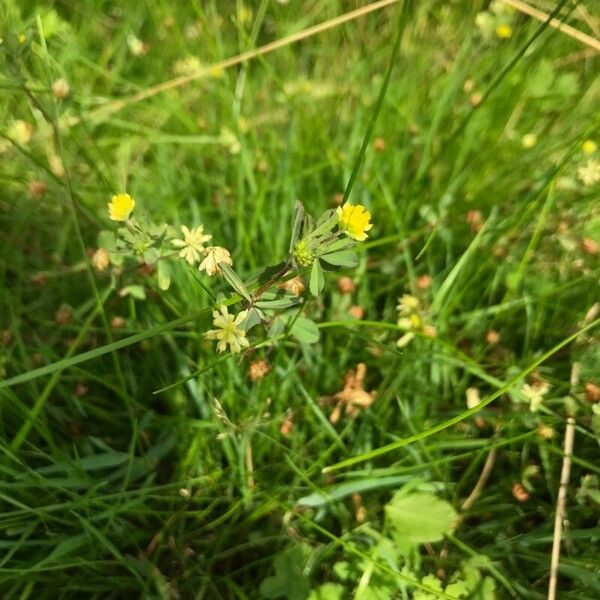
205,306 -> 249,354
582,140 -> 597,155
495,23 -> 512,38
199,246 -> 233,276
108,193 -> 135,221
337,203 -> 373,241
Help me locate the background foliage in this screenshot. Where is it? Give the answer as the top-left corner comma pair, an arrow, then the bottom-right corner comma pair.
1,0 -> 599,598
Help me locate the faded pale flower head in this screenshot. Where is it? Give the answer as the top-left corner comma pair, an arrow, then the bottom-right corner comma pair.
92,248 -> 110,271
9,120 -> 33,146
578,159 -> 600,186
396,294 -> 420,315
537,424 -> 555,440
108,193 -> 135,221
205,306 -> 249,354
337,203 -> 373,241
199,246 -> 232,276
52,78 -> 70,99
466,387 -> 482,409
171,225 -> 212,265
521,381 -> 550,413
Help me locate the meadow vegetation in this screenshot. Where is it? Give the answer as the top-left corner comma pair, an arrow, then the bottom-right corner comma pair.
1,0 -> 599,598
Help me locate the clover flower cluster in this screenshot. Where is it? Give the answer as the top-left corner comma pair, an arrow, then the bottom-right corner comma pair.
395,293 -> 436,348
103,193 -> 373,355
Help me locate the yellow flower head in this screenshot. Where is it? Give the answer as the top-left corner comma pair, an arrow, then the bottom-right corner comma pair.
582,140 -> 597,155
337,203 -> 373,241
108,193 -> 135,221
495,23 -> 513,39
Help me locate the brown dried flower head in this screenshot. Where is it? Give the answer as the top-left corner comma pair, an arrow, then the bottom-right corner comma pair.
511,483 -> 530,502
92,248 -> 110,272
337,276 -> 355,295
248,359 -> 270,382
584,382 -> 600,403
279,276 -> 305,297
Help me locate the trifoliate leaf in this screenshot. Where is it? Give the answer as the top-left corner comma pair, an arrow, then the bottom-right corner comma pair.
243,307 -> 264,332
259,545 -> 311,600
219,262 -> 252,302
320,250 -> 358,268
309,259 -> 324,297
311,209 -> 339,239
307,584 -> 344,600
385,491 -> 457,545
290,317 -> 320,344
324,237 -> 356,253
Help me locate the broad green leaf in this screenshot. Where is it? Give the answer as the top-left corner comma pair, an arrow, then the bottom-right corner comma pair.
243,307 -> 263,331
320,250 -> 358,268
259,545 -> 311,600
309,259 -> 324,297
308,583 -> 344,600
290,316 -> 320,345
219,262 -> 251,302
385,492 -> 457,545
119,285 -> 146,300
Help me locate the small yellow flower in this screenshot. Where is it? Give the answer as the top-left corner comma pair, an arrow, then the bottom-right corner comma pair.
396,294 -> 420,315
18,33 -> 26,44
205,306 -> 249,353
199,246 -> 232,276
210,66 -> 225,79
582,140 -> 597,155
171,225 -> 212,265
521,133 -> 537,149
108,193 -> 135,221
495,23 -> 513,38
337,203 -> 373,241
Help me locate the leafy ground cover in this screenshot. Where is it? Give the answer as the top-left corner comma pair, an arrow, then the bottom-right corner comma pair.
1,1 -> 599,598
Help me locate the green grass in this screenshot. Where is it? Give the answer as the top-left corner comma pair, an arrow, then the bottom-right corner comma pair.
1,0 -> 600,598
